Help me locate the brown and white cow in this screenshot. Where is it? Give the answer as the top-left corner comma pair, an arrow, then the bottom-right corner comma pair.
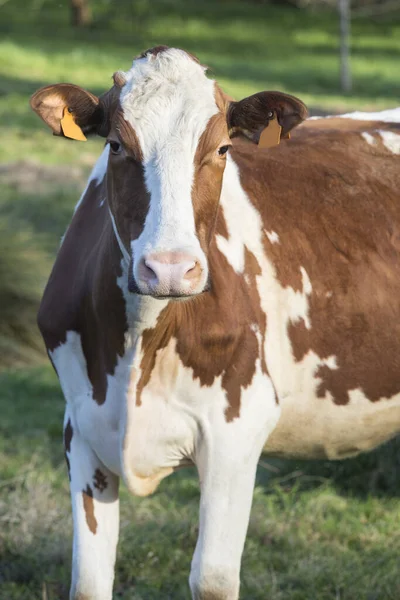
31,47 -> 400,600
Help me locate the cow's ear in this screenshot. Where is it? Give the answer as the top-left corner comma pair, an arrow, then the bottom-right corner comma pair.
30,83 -> 104,140
227,91 -> 308,144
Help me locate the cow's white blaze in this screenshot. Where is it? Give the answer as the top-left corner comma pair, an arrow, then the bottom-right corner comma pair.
120,49 -> 218,287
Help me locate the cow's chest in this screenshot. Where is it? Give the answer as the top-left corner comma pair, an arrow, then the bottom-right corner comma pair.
52,331 -> 278,496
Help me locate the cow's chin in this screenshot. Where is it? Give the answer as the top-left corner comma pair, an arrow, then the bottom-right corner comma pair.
127,274 -> 210,300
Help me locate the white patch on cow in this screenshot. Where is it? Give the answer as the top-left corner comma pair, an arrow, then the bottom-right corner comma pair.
361,132 -> 376,146
265,229 -> 280,244
120,49 -> 217,283
287,267 -> 313,329
50,331 -> 122,474
216,159 -> 264,274
50,331 -> 92,404
74,144 -> 109,214
339,107 -> 400,122
321,355 -> 338,370
219,158 -> 313,333
379,130 -> 400,154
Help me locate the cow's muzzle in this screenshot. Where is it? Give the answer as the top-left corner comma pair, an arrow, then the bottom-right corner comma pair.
130,251 -> 208,298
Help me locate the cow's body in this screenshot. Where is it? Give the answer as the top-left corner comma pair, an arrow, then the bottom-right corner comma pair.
32,48 -> 400,600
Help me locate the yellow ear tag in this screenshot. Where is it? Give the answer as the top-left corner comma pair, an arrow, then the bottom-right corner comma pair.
60,107 -> 87,141
258,113 -> 281,149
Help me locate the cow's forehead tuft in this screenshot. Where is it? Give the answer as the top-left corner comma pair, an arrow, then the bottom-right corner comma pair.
119,47 -> 219,161
121,47 -> 208,96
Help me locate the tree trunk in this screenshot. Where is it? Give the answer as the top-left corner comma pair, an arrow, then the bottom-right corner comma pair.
71,0 -> 92,27
338,0 -> 352,93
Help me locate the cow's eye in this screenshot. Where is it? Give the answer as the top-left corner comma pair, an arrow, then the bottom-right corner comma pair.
218,145 -> 230,156
109,141 -> 122,154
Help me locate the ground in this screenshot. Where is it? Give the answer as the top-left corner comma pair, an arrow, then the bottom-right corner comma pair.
1,1 -> 400,598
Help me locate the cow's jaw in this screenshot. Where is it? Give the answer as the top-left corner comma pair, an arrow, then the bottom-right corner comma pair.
120,48 -> 219,298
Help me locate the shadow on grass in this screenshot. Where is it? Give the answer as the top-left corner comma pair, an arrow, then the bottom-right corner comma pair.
257,434 -> 400,500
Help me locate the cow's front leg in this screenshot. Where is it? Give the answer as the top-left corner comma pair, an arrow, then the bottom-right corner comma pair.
189,446 -> 260,600
189,385 -> 279,600
64,409 -> 120,600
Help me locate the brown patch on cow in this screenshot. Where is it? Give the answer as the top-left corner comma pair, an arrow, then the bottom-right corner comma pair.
37,175 -> 128,406
106,108 -> 148,264
63,418 -> 73,480
235,123 -> 400,406
82,485 -> 97,534
64,452 -> 71,480
93,468 -> 108,492
192,113 -> 230,253
64,418 -> 73,452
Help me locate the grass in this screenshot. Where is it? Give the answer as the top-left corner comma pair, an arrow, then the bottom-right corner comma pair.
1,0 -> 400,164
1,1 -> 400,598
1,366 -> 400,600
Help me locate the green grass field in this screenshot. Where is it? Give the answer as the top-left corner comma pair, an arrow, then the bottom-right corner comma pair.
1,1 -> 400,598
1,367 -> 400,599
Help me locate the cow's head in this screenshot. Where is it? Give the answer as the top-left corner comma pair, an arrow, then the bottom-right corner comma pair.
31,47 -> 307,298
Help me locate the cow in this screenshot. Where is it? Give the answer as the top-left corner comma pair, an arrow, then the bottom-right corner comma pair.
30,46 -> 400,600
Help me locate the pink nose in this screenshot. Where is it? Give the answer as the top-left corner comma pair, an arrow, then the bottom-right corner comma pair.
137,251 -> 203,296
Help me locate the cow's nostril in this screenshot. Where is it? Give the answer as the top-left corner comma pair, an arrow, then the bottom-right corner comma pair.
183,260 -> 201,281
143,260 -> 158,280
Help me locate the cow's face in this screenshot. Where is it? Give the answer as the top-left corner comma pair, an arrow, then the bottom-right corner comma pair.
107,48 -> 230,298
31,47 -> 307,299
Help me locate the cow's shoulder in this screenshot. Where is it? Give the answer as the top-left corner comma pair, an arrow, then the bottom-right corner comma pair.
38,144 -> 117,351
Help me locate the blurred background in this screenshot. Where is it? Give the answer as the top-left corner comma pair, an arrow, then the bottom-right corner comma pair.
0,1 -> 399,598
